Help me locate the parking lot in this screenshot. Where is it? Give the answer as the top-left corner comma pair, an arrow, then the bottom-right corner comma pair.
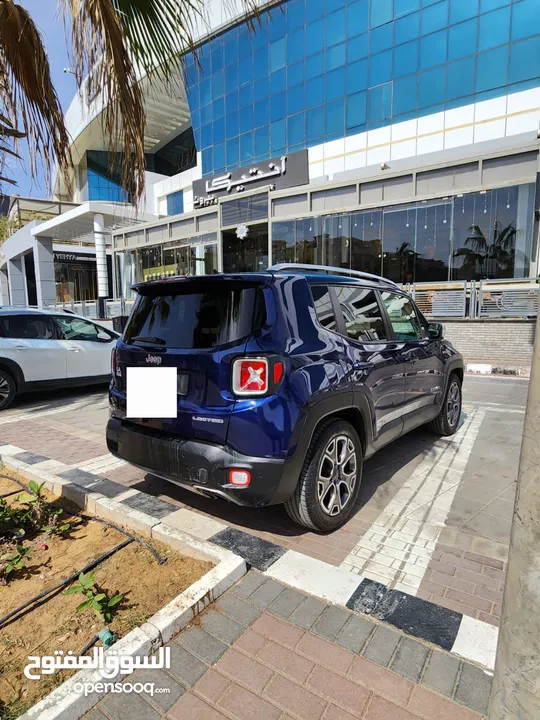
0,375 -> 527,628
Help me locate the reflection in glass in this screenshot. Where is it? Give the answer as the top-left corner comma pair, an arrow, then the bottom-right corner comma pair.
323,214 -> 351,268
223,224 -> 269,272
351,211 -> 383,276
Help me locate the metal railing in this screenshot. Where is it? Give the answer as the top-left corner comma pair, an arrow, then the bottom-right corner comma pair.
44,298 -> 136,319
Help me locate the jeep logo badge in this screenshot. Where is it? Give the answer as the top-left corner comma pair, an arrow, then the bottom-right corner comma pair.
145,355 -> 162,365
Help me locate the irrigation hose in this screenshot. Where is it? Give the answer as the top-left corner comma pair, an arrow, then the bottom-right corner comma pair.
0,538 -> 132,630
0,473 -> 167,564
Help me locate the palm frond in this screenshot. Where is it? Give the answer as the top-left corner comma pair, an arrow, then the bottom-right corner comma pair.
0,0 -> 72,191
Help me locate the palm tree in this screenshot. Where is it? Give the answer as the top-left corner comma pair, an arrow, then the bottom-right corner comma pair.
0,0 -> 256,202
454,221 -> 518,278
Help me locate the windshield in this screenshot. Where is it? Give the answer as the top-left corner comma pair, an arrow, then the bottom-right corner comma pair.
123,286 -> 264,349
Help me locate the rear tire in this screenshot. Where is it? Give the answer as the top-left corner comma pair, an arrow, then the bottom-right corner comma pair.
285,419 -> 363,532
428,373 -> 462,436
0,370 -> 16,411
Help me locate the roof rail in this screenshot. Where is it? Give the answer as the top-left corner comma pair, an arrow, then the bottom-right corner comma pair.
268,263 -> 400,289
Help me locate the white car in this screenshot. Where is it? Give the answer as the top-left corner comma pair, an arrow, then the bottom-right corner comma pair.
0,308 -> 119,410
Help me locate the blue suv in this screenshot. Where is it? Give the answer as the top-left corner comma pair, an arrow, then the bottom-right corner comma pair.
107,264 -> 463,532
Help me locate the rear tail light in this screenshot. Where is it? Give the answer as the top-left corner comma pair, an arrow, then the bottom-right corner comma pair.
111,347 -> 117,376
232,358 -> 268,396
273,361 -> 284,384
229,469 -> 251,486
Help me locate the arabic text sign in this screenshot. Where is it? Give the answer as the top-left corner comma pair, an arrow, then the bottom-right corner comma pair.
24,646 -> 171,680
192,149 -> 309,204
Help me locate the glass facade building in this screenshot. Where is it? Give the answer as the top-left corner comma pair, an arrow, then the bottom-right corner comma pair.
184,0 -> 540,177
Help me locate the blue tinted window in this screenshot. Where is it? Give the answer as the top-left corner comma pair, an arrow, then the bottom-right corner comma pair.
254,77 -> 269,102
288,28 -> 305,64
327,42 -> 346,71
512,0 -> 536,42
349,33 -> 369,62
87,169 -> 127,202
480,0 -> 507,12
271,91 -> 287,121
326,98 -> 345,135
289,61 -> 304,85
213,143 -> 225,171
447,56 -> 475,98
288,84 -> 305,114
368,82 -> 392,121
213,97 -> 225,120
393,74 -> 418,114
370,23 -> 393,54
226,137 -> 239,167
254,126 -> 269,157
306,18 -> 325,54
395,0 -> 419,16
395,11 -> 420,45
270,37 -> 286,71
287,0 -> 305,30
271,119 -> 286,151
370,0 -> 392,28
271,69 -> 286,94
310,0 -> 325,19
201,148 -> 212,175
237,28 -> 253,59
328,0 -> 346,11
509,36 -> 540,84
213,117 -> 225,143
347,90 -> 367,129
306,105 -> 324,141
306,76 -> 324,107
253,48 -> 268,79
239,83 -> 253,108
226,91 -> 238,114
201,124 -> 212,147
449,0 -> 478,24
211,46 -> 224,73
477,45 -> 508,90
240,131 -> 254,162
394,40 -> 419,78
199,79 -> 211,106
421,0 -> 448,35
369,49 -> 393,85
288,112 -> 305,145
348,59 -> 368,93
326,9 -> 347,45
224,34 -> 238,66
225,64 -> 239,92
306,52 -> 324,79
420,29 -> 447,68
225,111 -> 239,138
254,99 -> 269,127
479,7 -> 510,51
448,19 -> 477,60
252,24 -> 268,51
419,66 -> 446,107
200,104 -> 212,125
349,0 -> 369,36
268,8 -> 286,41
326,67 -> 346,101
239,106 -> 254,134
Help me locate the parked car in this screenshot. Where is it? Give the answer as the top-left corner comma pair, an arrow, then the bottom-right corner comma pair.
0,308 -> 119,410
107,264 -> 464,532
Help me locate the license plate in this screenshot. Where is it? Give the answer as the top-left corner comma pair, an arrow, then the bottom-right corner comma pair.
126,367 -> 177,418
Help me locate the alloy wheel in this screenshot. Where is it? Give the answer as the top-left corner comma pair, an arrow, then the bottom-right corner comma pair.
317,435 -> 357,516
446,381 -> 461,428
0,377 -> 10,401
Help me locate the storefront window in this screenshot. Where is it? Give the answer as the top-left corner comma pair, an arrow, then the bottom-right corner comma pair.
134,235 -> 218,284
55,263 -> 98,302
223,223 -> 268,272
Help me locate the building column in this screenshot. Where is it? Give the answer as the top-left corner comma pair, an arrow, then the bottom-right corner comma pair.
33,237 -> 57,307
7,257 -> 26,306
94,213 -> 109,318
0,267 -> 10,305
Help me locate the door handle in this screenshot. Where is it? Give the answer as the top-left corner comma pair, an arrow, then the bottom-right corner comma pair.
67,347 -> 81,352
14,345 -> 25,349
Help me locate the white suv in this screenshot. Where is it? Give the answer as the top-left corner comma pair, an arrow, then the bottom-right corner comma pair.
0,308 -> 119,410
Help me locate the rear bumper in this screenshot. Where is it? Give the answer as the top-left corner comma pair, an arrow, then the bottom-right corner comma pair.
106,417 -> 292,507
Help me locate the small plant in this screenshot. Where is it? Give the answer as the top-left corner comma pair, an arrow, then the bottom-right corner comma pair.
1,544 -> 32,580
16,481 -> 48,526
0,498 -> 25,542
65,572 -> 123,624
41,507 -> 71,536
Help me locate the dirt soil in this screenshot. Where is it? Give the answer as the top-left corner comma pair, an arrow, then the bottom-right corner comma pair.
0,470 -> 213,718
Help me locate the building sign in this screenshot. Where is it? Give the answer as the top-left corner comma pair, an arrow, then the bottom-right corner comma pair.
192,149 -> 309,208
54,252 -> 96,264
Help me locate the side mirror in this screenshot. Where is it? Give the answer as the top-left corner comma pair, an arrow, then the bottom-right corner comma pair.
428,322 -> 444,340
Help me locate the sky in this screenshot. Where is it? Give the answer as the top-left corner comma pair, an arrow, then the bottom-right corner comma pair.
5,1 -> 78,199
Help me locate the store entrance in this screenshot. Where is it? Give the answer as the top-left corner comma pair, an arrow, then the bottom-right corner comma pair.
222,224 -> 269,273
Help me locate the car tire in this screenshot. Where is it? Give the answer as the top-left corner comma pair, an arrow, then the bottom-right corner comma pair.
0,370 -> 16,411
285,419 -> 363,532
428,373 -> 462,436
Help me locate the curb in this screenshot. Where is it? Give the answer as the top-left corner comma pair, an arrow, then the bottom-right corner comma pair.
1,455 -> 246,720
2,450 -> 498,675
465,362 -> 530,377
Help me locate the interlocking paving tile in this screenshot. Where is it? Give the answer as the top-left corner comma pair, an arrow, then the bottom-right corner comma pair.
210,527 -> 286,571
87,479 -> 127,498
311,605 -> 351,642
13,451 -> 50,465
336,615 -> 376,654
288,595 -> 327,630
166,643 -> 208,686
122,491 -> 177,519
176,627 -> 228,665
57,468 -> 102,487
127,668 -> 184,712
216,592 -> 263,626
201,609 -> 245,645
454,661 -> 493,715
421,649 -> 461,697
100,687 -> 160,720
390,637 -> 430,682
362,625 -> 402,667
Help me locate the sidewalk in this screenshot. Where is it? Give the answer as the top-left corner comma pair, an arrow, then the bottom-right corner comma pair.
85,572 -> 491,720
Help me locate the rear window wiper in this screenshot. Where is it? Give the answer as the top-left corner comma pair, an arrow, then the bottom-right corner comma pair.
130,335 -> 166,345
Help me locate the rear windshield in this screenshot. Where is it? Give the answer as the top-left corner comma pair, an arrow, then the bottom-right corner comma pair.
124,287 -> 264,349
